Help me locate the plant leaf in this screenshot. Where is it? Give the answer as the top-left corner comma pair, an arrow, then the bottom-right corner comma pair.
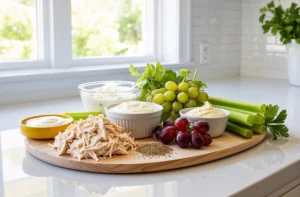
272,110 -> 287,123
129,64 -> 140,76
262,24 -> 271,33
267,1 -> 275,9
260,7 -> 268,13
259,14 -> 266,23
291,2 -> 298,11
179,68 -> 191,78
296,39 -> 300,44
162,70 -> 177,84
284,26 -> 294,33
264,104 -> 279,123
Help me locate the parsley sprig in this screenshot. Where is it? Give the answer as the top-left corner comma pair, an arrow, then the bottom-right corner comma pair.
264,105 -> 289,140
259,1 -> 300,44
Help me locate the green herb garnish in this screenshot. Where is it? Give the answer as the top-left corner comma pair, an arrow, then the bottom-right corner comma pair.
264,105 -> 289,140
259,1 -> 300,44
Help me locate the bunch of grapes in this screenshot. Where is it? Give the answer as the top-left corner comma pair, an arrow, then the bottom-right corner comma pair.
153,117 -> 213,149
146,81 -> 208,120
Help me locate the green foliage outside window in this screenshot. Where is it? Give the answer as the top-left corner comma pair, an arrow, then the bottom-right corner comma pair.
0,0 -> 143,61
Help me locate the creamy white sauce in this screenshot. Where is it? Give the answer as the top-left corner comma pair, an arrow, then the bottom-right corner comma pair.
186,101 -> 225,118
111,101 -> 160,113
80,83 -> 138,113
26,116 -> 72,127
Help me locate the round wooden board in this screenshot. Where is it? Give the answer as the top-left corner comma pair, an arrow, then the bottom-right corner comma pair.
25,131 -> 266,174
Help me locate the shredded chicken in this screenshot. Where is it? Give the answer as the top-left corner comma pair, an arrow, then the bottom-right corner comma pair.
49,115 -> 138,161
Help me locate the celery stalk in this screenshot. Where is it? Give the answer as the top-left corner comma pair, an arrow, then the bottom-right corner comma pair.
252,124 -> 265,134
255,114 -> 265,125
226,122 -> 253,139
209,96 -> 266,113
214,105 -> 265,125
214,104 -> 257,116
64,112 -> 101,121
227,110 -> 256,127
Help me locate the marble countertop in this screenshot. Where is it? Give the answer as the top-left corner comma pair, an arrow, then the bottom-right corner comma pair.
1,76 -> 300,197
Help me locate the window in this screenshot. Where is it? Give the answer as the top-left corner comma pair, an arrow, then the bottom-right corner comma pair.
72,0 -> 146,58
70,0 -> 155,66
0,0 -> 191,70
0,0 -> 37,61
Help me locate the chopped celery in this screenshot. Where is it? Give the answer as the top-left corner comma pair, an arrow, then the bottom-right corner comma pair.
209,96 -> 266,113
64,112 -> 101,121
226,122 -> 253,139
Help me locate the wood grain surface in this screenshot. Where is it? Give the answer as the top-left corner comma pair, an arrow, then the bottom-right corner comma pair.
25,131 -> 266,174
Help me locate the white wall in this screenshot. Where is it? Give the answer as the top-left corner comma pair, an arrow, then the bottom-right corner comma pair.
192,0 -> 241,71
241,0 -> 300,79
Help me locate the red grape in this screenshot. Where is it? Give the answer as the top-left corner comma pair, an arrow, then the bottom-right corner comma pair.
202,133 -> 212,146
160,126 -> 177,144
152,126 -> 163,140
175,131 -> 190,148
190,130 -> 204,149
174,117 -> 189,131
163,119 -> 174,127
193,121 -> 210,134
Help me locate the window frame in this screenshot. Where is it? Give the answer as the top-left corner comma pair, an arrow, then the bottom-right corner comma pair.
0,0 -> 191,71
0,0 -> 50,70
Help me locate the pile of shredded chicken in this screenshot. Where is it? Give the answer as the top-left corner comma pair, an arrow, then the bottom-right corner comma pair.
49,115 -> 138,161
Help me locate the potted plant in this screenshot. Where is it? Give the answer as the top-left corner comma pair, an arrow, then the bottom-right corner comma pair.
259,1 -> 300,86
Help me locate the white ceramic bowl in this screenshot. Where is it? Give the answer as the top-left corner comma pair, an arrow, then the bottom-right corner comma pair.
179,108 -> 230,138
105,103 -> 163,139
78,81 -> 140,114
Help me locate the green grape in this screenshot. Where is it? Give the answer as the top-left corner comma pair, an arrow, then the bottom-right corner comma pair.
162,101 -> 172,113
177,92 -> 188,103
178,81 -> 189,92
164,91 -> 176,101
188,81 -> 198,89
197,101 -> 205,107
146,95 -> 153,102
171,110 -> 180,119
151,89 -> 161,96
184,99 -> 197,108
153,93 -> 165,104
160,88 -> 167,93
161,112 -> 171,122
165,81 -> 178,91
188,87 -> 199,99
197,92 -> 209,102
172,101 -> 183,112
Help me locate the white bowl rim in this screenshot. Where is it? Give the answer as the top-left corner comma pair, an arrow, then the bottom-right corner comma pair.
179,107 -> 230,120
78,81 -> 140,93
105,102 -> 163,115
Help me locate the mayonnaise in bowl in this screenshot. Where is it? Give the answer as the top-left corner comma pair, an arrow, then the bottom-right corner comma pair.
110,101 -> 161,114
185,101 -> 225,118
26,116 -> 72,128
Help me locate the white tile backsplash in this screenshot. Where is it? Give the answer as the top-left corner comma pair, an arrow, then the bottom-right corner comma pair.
241,0 -> 300,79
192,0 -> 300,79
192,0 -> 241,69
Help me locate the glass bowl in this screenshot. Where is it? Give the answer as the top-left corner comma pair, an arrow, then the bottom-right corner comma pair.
78,81 -> 140,114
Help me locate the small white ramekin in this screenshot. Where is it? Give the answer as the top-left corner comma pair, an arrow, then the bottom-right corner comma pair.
179,108 -> 230,138
105,103 -> 163,139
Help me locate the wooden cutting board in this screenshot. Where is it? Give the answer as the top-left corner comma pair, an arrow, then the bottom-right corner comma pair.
25,131 -> 266,174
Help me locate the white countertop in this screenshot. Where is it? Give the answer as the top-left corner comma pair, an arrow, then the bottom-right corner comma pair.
1,76 -> 300,197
